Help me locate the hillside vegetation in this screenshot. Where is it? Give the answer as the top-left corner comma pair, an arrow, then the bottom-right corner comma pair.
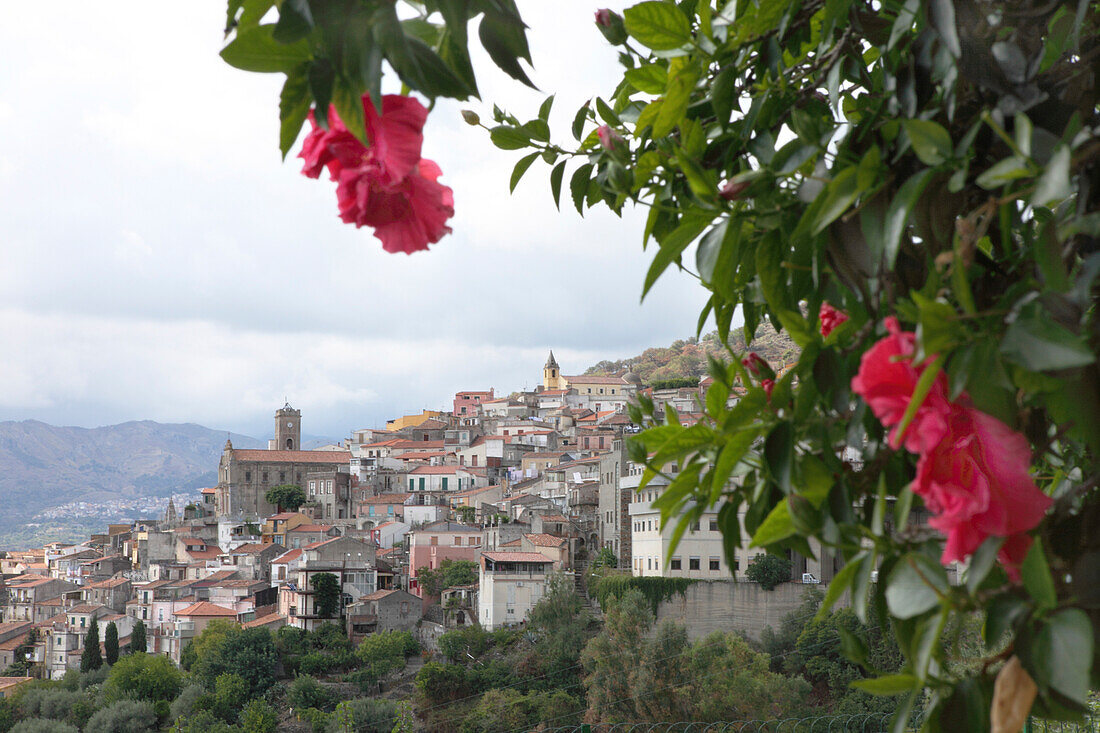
586,324 -> 799,384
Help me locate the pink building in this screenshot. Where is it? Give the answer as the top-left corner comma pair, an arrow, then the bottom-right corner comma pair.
407,521 -> 482,598
453,389 -> 494,417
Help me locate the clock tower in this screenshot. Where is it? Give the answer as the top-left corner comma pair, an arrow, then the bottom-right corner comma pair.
274,403 -> 302,451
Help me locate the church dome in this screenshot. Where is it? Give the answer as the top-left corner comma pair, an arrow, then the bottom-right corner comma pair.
622,366 -> 642,386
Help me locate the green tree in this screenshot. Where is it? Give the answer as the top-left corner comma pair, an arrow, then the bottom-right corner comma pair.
265,483 -> 306,512
103,652 -> 182,704
103,621 -> 119,666
592,547 -> 618,570
521,574 -> 591,690
415,559 -> 478,597
240,699 -> 277,733
129,620 -> 146,654
745,553 -> 792,591
687,631 -> 810,721
580,589 -> 653,723
190,625 -> 278,699
310,572 -> 341,618
83,700 -> 157,733
80,617 -> 101,672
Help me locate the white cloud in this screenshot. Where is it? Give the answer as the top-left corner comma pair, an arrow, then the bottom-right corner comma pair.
0,1 -> 716,436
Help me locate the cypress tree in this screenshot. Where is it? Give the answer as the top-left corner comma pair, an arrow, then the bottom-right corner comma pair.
131,620 -> 147,654
81,616 -> 102,672
104,621 -> 119,665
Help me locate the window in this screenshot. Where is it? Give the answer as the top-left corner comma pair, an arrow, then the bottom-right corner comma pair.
430,536 -> 438,546
418,477 -> 425,491
690,521 -> 700,532
441,477 -> 448,491
262,472 -> 268,483
245,471 -> 251,481
453,537 -> 461,546
670,558 -> 682,570
709,558 -> 720,571
709,520 -> 718,531
409,479 -> 414,491
280,472 -> 286,482
647,558 -> 652,570
309,481 -> 316,495
689,557 -> 700,570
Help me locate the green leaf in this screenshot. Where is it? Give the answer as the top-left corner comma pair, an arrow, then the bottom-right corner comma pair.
838,626 -> 868,665
1021,537 -> 1056,610
1033,610 -> 1093,705
749,501 -> 795,547
710,427 -> 759,496
478,9 -> 535,87
332,84 -> 367,144
489,126 -> 531,150
816,554 -> 864,620
570,163 -> 594,214
623,1 -> 693,51
537,94 -> 554,122
763,422 -> 793,493
1001,301 -> 1095,371
884,169 -> 934,268
642,215 -> 711,298
984,593 -> 1027,649
595,97 -> 620,126
220,25 -> 312,73
278,67 -> 311,159
851,674 -> 919,696
509,152 -> 540,193
273,0 -> 313,44
965,537 -> 1003,594
975,156 -> 1032,189
902,119 -> 953,166
549,161 -> 566,210
571,102 -> 589,141
811,166 -> 861,235
1031,144 -> 1073,209
886,554 -> 947,619
653,65 -> 697,138
307,58 -> 335,122
522,118 -> 550,142
625,64 -> 668,94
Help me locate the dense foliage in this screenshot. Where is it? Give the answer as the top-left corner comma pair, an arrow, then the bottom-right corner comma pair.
309,572 -> 341,619
415,559 -> 478,597
78,618 -> 100,674
745,553 -> 793,591
264,484 -> 306,512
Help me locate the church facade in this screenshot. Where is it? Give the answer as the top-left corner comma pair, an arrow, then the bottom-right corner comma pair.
541,350 -> 641,396
213,405 -> 351,519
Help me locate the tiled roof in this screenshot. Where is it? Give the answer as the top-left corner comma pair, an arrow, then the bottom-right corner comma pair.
482,552 -> 554,563
500,539 -> 522,547
360,589 -> 399,601
409,465 -> 466,475
525,533 -> 566,547
230,449 -> 351,463
84,577 -> 128,589
451,484 -> 500,498
66,604 -> 105,614
417,521 -> 480,532
242,613 -> 286,629
229,543 -> 269,554
176,602 -> 238,617
287,525 -> 336,533
200,487 -> 218,494
272,549 -> 302,564
539,514 -> 572,523
564,375 -> 627,385
268,512 -> 306,521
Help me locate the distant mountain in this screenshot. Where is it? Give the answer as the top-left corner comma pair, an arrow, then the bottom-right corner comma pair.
585,325 -> 799,384
0,420 -> 264,529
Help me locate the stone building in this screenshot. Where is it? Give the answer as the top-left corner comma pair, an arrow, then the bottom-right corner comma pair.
213,406 -> 351,518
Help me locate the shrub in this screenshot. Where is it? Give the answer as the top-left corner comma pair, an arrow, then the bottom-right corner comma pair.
240,700 -> 277,733
745,553 -> 793,591
190,626 -> 278,698
169,685 -> 207,722
436,627 -> 492,663
210,674 -> 250,723
295,708 -> 330,733
298,650 -> 356,675
287,675 -> 336,712
327,698 -> 396,733
83,700 -> 157,733
308,624 -> 351,652
102,653 -> 182,704
169,710 -> 241,733
274,626 -> 308,656
15,689 -> 85,723
357,631 -> 418,664
9,721 -> 78,733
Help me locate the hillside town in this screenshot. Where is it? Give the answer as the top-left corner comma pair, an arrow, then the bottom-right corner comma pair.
0,351 -> 844,687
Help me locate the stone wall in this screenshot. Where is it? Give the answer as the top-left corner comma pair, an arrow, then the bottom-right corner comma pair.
655,580 -> 849,641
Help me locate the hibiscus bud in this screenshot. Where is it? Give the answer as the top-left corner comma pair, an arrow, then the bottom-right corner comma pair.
594,9 -> 628,45
761,379 -> 775,398
597,125 -> 625,152
461,110 -> 480,126
991,657 -> 1037,733
741,353 -> 775,380
819,301 -> 850,338
720,180 -> 750,201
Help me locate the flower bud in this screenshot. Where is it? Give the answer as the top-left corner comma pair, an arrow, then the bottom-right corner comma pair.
461,110 -> 480,126
720,180 -> 750,201
761,379 -> 775,399
597,125 -> 625,152
819,302 -> 850,338
741,353 -> 775,380
594,9 -> 628,45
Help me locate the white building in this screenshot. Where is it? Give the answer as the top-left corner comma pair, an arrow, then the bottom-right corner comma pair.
478,552 -> 556,630
626,462 -> 760,578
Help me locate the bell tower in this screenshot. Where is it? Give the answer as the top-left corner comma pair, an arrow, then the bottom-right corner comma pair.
275,403 -> 302,451
543,350 -> 562,390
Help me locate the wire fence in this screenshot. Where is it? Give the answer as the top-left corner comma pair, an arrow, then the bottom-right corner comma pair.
538,714 -> 895,733
535,714 -> 1100,733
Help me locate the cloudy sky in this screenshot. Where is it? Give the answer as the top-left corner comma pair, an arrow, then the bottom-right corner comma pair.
0,2 -> 713,440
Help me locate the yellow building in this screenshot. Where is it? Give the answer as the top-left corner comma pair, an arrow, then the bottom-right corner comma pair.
541,350 -> 641,395
386,410 -> 447,431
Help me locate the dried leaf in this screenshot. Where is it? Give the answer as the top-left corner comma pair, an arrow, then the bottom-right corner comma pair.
991,656 -> 1037,733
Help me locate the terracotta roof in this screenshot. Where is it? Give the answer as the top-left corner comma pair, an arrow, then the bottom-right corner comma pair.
525,533 -> 566,547
539,514 -> 572,523
242,613 -> 286,629
84,577 -> 128,589
200,487 -> 218,495
66,604 -> 105,614
413,418 -> 448,430
482,552 -> 554,563
451,484 -> 501,498
268,512 -> 306,521
500,539 -> 522,547
273,549 -> 302,564
288,525 -> 336,533
565,375 -> 627,385
176,602 -> 238,617
230,449 -> 350,463
229,543 -> 269,554
360,589 -> 399,601
396,451 -> 449,461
